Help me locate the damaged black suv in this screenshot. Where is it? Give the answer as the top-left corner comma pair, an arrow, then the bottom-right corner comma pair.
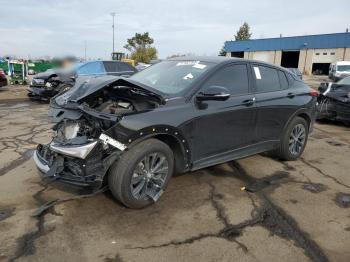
34,57 -> 317,208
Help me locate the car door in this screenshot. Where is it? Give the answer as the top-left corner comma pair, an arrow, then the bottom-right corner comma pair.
76,61 -> 106,76
192,63 -> 257,162
251,64 -> 297,142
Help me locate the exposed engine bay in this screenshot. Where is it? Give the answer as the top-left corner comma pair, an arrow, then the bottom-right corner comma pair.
35,77 -> 165,188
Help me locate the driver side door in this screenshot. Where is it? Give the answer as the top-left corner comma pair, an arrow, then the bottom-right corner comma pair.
191,63 -> 257,166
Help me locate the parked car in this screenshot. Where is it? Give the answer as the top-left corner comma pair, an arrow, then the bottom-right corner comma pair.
33,57 -> 317,208
135,62 -> 151,71
0,68 -> 7,87
329,61 -> 350,81
28,60 -> 137,99
317,76 -> 350,125
287,68 -> 302,80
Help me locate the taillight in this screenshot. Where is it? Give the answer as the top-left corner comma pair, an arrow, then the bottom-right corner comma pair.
310,89 -> 318,97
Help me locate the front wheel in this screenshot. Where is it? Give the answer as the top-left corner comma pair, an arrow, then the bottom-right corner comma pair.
275,117 -> 309,161
108,139 -> 174,208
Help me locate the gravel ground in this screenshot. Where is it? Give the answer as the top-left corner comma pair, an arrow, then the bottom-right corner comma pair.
0,76 -> 349,262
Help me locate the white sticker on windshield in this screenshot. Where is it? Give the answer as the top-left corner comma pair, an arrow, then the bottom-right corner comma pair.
254,67 -> 262,79
193,63 -> 206,69
183,73 -> 194,80
177,61 -> 197,66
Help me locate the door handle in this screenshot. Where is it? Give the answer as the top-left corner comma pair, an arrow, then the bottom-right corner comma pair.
287,92 -> 295,98
241,97 -> 256,106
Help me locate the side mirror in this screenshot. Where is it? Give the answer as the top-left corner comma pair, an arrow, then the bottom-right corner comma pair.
196,86 -> 230,102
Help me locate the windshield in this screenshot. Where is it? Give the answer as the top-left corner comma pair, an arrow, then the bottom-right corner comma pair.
130,60 -> 215,95
337,65 -> 350,72
337,76 -> 350,85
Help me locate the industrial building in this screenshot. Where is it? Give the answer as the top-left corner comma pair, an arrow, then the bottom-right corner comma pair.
224,32 -> 350,75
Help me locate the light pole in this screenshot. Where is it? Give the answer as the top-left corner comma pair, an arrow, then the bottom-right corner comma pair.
111,12 -> 116,55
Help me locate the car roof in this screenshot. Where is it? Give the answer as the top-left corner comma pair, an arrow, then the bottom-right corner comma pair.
167,56 -> 290,72
335,61 -> 350,65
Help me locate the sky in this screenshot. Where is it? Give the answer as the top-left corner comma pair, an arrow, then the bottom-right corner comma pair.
0,0 -> 349,59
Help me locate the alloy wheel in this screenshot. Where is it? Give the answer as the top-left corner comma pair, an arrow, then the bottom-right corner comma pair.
130,152 -> 169,200
289,124 -> 306,155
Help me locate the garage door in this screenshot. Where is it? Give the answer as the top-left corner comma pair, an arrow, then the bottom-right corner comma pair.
312,49 -> 337,63
253,52 -> 271,63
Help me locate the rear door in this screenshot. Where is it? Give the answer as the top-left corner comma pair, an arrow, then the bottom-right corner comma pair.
192,63 -> 257,161
251,64 -> 297,142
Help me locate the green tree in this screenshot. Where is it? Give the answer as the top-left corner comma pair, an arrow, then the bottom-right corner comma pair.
218,45 -> 227,56
234,22 -> 252,41
124,32 -> 158,63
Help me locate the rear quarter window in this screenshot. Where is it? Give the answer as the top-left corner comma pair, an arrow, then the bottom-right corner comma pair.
278,71 -> 289,89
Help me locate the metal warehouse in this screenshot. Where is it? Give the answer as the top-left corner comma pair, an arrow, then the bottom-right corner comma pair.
224,32 -> 350,75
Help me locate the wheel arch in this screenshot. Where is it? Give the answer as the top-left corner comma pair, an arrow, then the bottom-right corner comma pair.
112,125 -> 191,174
283,108 -> 312,133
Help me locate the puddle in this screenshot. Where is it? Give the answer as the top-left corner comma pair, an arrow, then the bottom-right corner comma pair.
244,171 -> 289,192
0,207 -> 15,221
335,193 -> 350,208
302,183 -> 327,193
326,140 -> 345,147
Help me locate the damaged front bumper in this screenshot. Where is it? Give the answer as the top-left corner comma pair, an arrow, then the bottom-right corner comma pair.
27,86 -> 57,99
34,138 -> 121,188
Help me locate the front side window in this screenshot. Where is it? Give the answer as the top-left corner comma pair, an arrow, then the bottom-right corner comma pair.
201,64 -> 249,95
77,62 -> 105,75
130,60 -> 214,95
253,65 -> 281,92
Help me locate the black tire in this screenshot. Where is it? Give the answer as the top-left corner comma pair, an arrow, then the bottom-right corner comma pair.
108,138 -> 174,208
57,83 -> 72,94
275,117 -> 309,161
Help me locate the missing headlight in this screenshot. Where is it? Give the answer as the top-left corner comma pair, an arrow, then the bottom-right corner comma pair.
64,122 -> 80,139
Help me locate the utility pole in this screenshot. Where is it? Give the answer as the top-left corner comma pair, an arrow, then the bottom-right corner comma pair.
111,12 -> 116,55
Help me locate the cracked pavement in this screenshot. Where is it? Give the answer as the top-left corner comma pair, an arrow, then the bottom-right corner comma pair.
0,99 -> 349,262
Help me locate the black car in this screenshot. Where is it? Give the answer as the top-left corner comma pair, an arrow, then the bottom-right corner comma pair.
28,60 -> 137,99
33,57 -> 317,208
317,76 -> 350,125
287,68 -> 302,80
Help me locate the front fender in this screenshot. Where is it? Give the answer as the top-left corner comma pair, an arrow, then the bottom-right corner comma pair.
103,123 -> 192,167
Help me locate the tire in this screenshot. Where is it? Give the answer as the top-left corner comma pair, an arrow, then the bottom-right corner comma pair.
57,83 -> 72,94
275,117 -> 309,161
108,138 -> 174,208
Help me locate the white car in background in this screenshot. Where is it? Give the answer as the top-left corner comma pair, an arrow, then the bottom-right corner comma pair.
329,61 -> 350,81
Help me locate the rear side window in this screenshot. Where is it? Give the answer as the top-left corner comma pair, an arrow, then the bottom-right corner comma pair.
203,64 -> 249,95
278,71 -> 289,89
118,62 -> 135,72
103,62 -> 119,73
253,65 -> 281,92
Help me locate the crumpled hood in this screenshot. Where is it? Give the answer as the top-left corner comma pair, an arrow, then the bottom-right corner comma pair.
34,68 -> 69,80
54,75 -> 165,107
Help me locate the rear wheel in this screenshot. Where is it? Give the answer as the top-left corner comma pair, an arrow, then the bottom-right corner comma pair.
275,117 -> 309,161
108,139 -> 174,208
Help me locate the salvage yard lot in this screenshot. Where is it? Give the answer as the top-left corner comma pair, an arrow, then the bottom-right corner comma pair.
0,77 -> 349,262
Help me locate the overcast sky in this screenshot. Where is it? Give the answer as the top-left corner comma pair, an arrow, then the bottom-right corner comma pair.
1,0 -> 349,59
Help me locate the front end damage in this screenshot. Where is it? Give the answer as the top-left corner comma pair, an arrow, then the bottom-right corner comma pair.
317,82 -> 350,124
34,76 -> 164,189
